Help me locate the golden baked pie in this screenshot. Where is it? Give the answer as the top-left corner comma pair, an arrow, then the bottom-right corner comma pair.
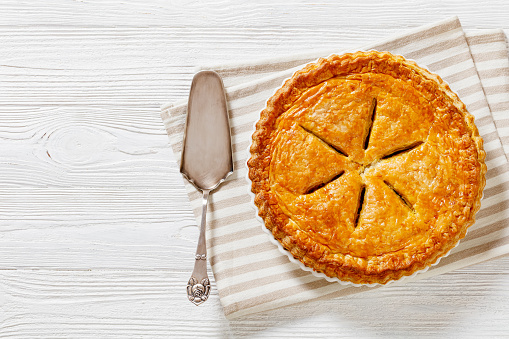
248,51 -> 486,284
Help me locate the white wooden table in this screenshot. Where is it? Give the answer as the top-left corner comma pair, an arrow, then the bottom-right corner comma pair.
1,1 -> 509,337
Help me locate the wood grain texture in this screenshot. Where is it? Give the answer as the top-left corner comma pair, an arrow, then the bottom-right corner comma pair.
0,0 -> 509,337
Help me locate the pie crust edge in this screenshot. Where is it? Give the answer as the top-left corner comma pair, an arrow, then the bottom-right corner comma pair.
247,51 -> 487,285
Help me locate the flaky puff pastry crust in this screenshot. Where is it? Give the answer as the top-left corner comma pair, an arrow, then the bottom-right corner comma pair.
248,51 -> 486,285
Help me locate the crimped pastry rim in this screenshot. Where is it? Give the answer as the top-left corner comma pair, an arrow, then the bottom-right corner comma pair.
247,50 -> 487,285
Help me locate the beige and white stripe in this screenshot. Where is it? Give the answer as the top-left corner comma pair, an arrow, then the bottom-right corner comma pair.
161,17 -> 509,318
467,30 -> 509,157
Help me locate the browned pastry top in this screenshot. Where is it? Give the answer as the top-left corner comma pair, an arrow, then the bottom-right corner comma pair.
248,51 -> 486,284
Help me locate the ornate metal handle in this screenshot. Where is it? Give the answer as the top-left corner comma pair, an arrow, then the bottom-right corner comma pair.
187,190 -> 211,305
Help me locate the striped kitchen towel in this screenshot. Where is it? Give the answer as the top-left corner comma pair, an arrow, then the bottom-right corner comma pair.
161,17 -> 509,318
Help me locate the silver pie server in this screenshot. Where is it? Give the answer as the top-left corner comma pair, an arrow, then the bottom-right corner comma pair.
181,71 -> 233,305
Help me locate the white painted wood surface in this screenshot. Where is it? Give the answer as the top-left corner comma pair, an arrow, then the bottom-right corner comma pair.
1,0 -> 509,337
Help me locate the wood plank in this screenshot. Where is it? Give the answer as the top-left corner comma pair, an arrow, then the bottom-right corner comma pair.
0,0 -> 508,29
0,263 -> 507,337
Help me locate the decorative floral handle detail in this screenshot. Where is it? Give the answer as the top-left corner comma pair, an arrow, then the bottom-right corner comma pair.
186,190 -> 211,306
187,277 -> 210,305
